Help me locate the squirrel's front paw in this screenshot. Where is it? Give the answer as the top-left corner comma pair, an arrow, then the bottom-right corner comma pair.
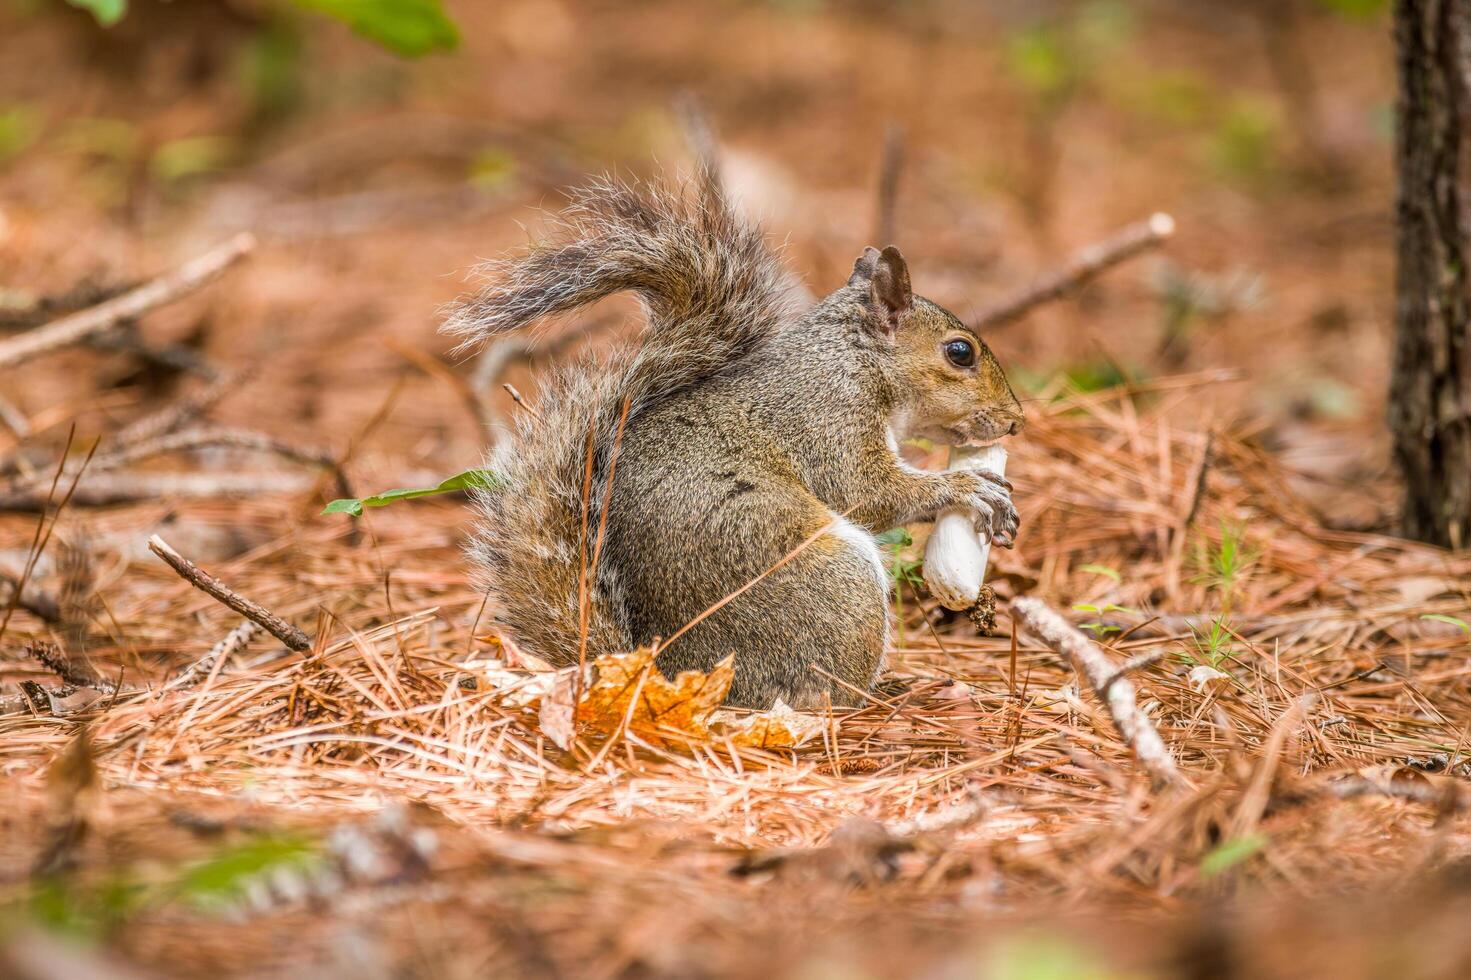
950,470 -> 1019,547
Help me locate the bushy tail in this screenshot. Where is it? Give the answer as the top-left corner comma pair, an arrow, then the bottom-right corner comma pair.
444,172 -> 794,665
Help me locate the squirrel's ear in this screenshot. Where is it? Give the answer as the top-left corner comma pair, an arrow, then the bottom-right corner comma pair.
869,246 -> 913,332
848,246 -> 882,287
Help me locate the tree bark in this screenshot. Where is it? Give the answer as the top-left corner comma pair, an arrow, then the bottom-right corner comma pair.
1391,0 -> 1471,549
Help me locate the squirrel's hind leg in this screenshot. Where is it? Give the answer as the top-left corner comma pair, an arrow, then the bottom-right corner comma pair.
719,515 -> 890,711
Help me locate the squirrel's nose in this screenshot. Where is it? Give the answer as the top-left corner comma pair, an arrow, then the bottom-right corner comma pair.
1007,415 -> 1025,436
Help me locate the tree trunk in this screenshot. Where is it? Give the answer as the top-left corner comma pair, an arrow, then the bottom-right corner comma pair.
1391,0 -> 1471,549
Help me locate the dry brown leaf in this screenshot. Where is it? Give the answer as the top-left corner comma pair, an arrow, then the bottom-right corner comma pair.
463,659 -> 562,707
576,648 -> 734,742
539,670 -> 577,750
1391,576 -> 1457,604
1189,664 -> 1232,693
710,699 -> 824,748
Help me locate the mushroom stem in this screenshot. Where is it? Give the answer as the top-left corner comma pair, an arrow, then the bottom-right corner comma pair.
922,444 -> 1008,611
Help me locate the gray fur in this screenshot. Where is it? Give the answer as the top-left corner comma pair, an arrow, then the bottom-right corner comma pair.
446,173 -> 1023,709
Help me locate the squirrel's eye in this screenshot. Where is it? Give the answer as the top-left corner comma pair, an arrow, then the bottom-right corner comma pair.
944,339 -> 976,368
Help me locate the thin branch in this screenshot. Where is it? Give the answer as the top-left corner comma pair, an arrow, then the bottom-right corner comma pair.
0,278 -> 134,331
112,368 -> 249,449
971,213 -> 1174,331
0,471 -> 310,512
468,317 -> 618,437
0,233 -> 256,369
0,430 -> 97,648
166,620 -> 262,691
0,572 -> 61,622
387,340 -> 489,434
108,426 -> 345,499
147,535 -> 312,652
90,323 -> 222,379
28,642 -> 107,691
8,426 -> 344,493
502,384 -> 541,420
0,392 -> 30,440
1098,649 -> 1166,698
1009,596 -> 1184,790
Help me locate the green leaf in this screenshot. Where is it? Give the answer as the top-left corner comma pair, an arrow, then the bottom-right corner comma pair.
291,0 -> 459,57
468,146 -> 519,190
174,834 -> 320,912
1078,563 -> 1122,582
1073,602 -> 1135,615
322,468 -> 501,517
1200,832 -> 1267,879
65,0 -> 126,26
0,106 -> 38,165
1421,614 -> 1471,634
1006,24 -> 1070,101
150,136 -> 233,183
1315,0 -> 1387,18
875,527 -> 913,552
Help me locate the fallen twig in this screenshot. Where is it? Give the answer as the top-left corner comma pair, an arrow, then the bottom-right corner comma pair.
0,571 -> 61,622
0,392 -> 30,439
1325,774 -> 1466,812
468,317 -> 619,438
1010,596 -> 1183,790
1098,649 -> 1166,698
107,426 -> 344,498
147,535 -> 312,652
167,620 -> 262,691
112,368 -> 250,449
0,233 -> 255,369
971,213 -> 1174,330
90,323 -> 222,380
0,472 -> 310,511
0,430 -> 97,648
0,278 -> 134,331
6,426 -> 346,497
27,641 -> 106,691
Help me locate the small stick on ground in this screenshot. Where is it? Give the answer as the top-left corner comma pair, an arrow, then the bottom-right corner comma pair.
0,393 -> 30,440
971,213 -> 1174,331
1010,596 -> 1183,790
468,318 -> 617,438
90,323 -> 222,380
502,383 -> 541,420
8,426 -> 346,495
107,426 -> 346,498
0,572 -> 61,622
28,641 -> 107,691
148,535 -> 312,652
167,620 -> 262,691
0,233 -> 256,369
1098,649 -> 1166,698
0,472 -> 311,512
0,277 -> 134,331
112,368 -> 250,449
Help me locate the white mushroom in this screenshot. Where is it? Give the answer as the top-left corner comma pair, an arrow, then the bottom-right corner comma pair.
923,444 -> 1008,611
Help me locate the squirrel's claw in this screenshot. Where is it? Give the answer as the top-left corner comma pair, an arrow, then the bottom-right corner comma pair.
975,469 -> 1013,493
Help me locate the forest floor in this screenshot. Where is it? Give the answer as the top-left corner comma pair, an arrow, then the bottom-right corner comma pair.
2,2 -> 1470,977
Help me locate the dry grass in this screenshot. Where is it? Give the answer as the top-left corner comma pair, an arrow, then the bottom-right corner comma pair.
3,364 -> 1470,977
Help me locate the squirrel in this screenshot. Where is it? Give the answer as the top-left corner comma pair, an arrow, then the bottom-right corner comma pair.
444,172 -> 1024,710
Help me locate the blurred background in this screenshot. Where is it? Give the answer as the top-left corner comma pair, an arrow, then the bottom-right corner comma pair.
0,0 -> 1397,525
8,5 -> 1454,978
